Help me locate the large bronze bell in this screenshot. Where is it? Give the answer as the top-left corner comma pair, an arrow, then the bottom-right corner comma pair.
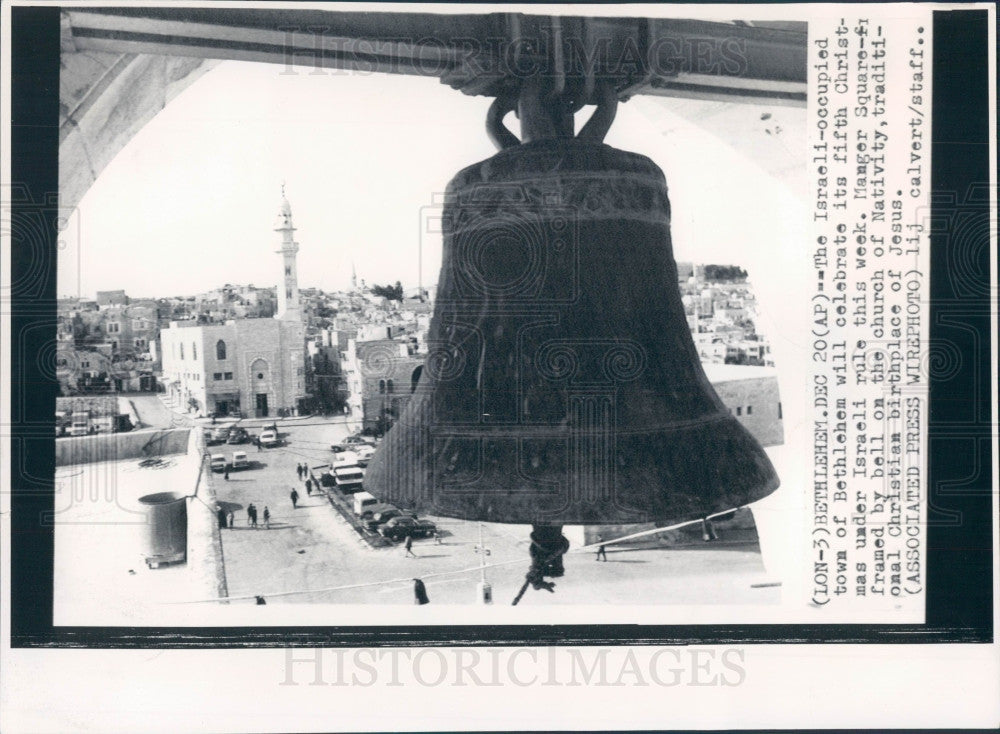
364,89 -> 778,533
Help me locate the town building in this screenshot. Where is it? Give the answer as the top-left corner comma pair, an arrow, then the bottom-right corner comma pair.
158,189 -> 307,418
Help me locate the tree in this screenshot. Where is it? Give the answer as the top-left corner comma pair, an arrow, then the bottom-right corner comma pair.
370,281 -> 404,301
704,264 -> 748,282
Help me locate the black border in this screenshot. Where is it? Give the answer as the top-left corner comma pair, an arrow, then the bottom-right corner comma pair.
8,5 -> 995,647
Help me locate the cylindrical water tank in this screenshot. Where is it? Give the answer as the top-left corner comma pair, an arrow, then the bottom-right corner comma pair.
139,491 -> 187,568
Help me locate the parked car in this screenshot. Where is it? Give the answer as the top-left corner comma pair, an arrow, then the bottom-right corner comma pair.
354,445 -> 377,466
333,465 -> 365,493
342,434 -> 374,447
231,451 -> 249,470
259,429 -> 279,448
352,491 -> 379,516
226,427 -> 249,444
379,516 -> 437,540
358,502 -> 396,521
209,454 -> 227,472
364,508 -> 415,532
206,425 -> 232,446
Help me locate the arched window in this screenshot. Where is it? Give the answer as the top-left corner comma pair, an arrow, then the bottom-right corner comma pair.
386,379 -> 394,394
192,341 -> 198,360
378,379 -> 386,394
216,340 -> 227,360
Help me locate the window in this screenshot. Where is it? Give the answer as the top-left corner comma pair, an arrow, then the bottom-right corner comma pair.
180,343 -> 185,360
216,340 -> 227,360
285,266 -> 291,276
214,372 -> 223,380
286,288 -> 292,299
778,402 -> 782,419
135,338 -> 146,348
386,379 -> 394,393
296,366 -> 303,376
736,406 -> 742,416
107,322 -> 120,333
111,340 -> 118,350
192,342 -> 198,360
746,405 -> 753,415
81,360 -> 90,369
379,379 -> 386,394
224,372 -> 233,380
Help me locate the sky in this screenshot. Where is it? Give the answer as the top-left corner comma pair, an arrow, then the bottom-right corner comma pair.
59,59 -> 806,301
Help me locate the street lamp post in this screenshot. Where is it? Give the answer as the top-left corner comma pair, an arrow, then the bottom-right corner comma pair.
474,522 -> 492,604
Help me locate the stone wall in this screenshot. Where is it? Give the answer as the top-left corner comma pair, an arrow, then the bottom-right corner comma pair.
55,427 -> 191,466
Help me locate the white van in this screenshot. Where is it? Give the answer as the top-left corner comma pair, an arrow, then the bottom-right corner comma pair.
210,454 -> 227,472
333,465 -> 365,493
231,451 -> 248,470
352,491 -> 378,516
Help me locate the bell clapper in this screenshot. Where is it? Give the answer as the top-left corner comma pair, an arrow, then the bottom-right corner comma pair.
511,525 -> 571,605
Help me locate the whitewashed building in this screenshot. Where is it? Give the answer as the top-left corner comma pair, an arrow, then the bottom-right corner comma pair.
160,189 -> 307,418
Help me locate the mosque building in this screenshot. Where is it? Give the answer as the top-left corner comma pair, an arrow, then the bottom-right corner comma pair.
159,188 -> 307,418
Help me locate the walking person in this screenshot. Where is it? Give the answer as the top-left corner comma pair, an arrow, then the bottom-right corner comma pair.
246,503 -> 255,527
404,535 -> 416,558
255,436 -> 262,452
595,535 -> 608,561
227,510 -> 235,528
305,477 -> 312,496
290,488 -> 299,509
262,506 -> 271,529
224,468 -> 230,481
296,464 -> 303,480
249,504 -> 258,528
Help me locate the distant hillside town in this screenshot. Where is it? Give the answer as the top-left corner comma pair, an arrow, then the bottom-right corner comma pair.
56,190 -> 773,437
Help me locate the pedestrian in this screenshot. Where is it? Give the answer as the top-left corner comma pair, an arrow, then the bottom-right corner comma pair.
404,535 -> 416,558
305,478 -> 312,496
216,506 -> 227,529
296,464 -> 302,480
413,578 -> 429,605
263,506 -> 271,529
227,510 -> 235,528
433,530 -> 442,545
290,488 -> 299,509
595,535 -> 608,561
255,436 -> 262,452
224,468 -> 230,481
249,504 -> 258,528
246,503 -> 254,526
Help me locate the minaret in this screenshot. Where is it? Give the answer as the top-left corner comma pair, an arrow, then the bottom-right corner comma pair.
351,261 -> 358,291
274,184 -> 301,321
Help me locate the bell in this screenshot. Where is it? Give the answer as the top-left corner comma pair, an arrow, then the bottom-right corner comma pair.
364,135 -> 778,528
